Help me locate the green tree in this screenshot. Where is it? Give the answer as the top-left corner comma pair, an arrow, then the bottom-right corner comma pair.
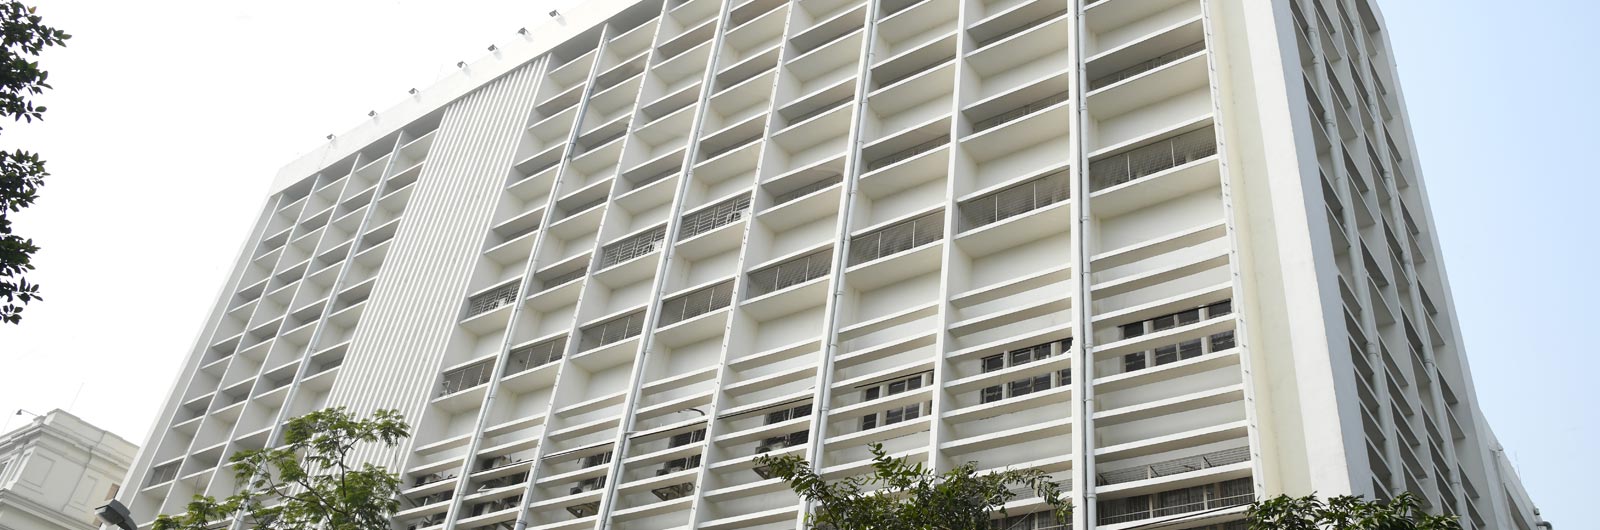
756,443 -> 1071,530
0,1 -> 68,324
1248,492 -> 1461,530
153,408 -> 412,530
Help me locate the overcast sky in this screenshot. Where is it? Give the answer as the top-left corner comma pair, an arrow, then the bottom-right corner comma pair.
1,0 -> 1591,523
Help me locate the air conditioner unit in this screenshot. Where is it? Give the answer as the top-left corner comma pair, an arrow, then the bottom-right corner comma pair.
753,464 -> 775,480
566,501 -> 601,518
651,482 -> 695,501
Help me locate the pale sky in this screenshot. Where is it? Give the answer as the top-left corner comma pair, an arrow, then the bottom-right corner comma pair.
1,0 -> 1589,524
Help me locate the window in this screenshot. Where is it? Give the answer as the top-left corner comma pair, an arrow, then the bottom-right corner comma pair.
979,339 -> 1072,404
669,429 -> 706,448
1117,300 -> 1236,374
857,373 -> 932,431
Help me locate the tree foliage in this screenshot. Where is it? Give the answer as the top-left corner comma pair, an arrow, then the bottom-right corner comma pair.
153,408 -> 412,530
0,1 -> 67,324
1248,492 -> 1461,530
756,443 -> 1071,530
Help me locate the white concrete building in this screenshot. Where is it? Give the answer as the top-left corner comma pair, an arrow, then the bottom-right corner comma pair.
116,0 -> 1549,529
1,410 -> 136,530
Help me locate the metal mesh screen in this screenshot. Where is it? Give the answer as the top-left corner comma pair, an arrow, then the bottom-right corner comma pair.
466,281 -> 521,318
507,336 -> 566,375
849,211 -> 944,266
600,226 -> 667,268
866,136 -> 950,172
959,170 -> 1069,230
747,248 -> 832,297
579,310 -> 646,351
147,462 -> 180,486
972,91 -> 1070,133
658,281 -> 736,327
1088,41 -> 1207,90
1089,127 -> 1217,191
439,358 -> 495,396
679,194 -> 752,240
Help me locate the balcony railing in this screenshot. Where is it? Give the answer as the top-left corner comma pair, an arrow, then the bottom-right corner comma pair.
658,280 -> 735,326
1098,478 -> 1253,525
579,310 -> 646,351
466,281 -> 521,319
973,8 -> 1069,49
972,92 -> 1069,133
439,358 -> 495,397
959,170 -> 1069,230
773,173 -> 842,205
787,97 -> 851,126
679,195 -> 752,240
1089,41 -> 1206,90
866,135 -> 950,172
539,268 -> 586,291
848,211 -> 943,266
600,226 -> 667,268
1097,446 -> 1250,486
506,337 -> 565,375
747,248 -> 832,297
1089,127 -> 1217,191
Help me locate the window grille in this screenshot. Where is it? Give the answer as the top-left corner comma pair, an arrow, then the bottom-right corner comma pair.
959,170 -> 1069,230
679,195 -> 752,240
1089,41 -> 1207,90
439,359 -> 495,396
600,226 -> 666,268
971,92 -> 1070,133
989,510 -> 1069,530
866,136 -> 950,172
973,9 -> 1070,49
1095,446 -> 1250,486
703,134 -> 761,160
507,336 -> 566,375
772,173 -> 842,205
747,248 -> 832,297
563,196 -> 607,217
849,211 -> 944,266
579,310 -> 647,351
1089,127 -> 1217,191
658,281 -> 735,327
466,281 -> 521,318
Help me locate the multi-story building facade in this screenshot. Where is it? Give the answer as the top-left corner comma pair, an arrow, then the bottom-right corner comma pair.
2,410 -> 137,530
115,0 -> 1549,529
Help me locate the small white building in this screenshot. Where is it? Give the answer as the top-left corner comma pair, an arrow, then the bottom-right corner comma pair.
0,410 -> 136,530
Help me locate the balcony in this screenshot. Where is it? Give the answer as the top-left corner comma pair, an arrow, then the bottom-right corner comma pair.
865,136 -> 950,173
438,358 -> 495,398
1098,477 -> 1252,526
1090,41 -> 1205,91
847,210 -> 944,267
578,310 -> 646,352
658,280 -> 735,327
466,281 -> 521,319
599,226 -> 667,269
1097,446 -> 1249,487
1089,127 -> 1217,192
679,194 -> 752,241
958,170 -> 1069,231
507,337 -> 566,376
747,248 -> 832,299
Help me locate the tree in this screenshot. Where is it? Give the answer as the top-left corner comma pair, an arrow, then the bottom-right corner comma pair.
153,408 -> 412,530
1248,492 -> 1461,530
756,443 -> 1071,530
0,1 -> 67,324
